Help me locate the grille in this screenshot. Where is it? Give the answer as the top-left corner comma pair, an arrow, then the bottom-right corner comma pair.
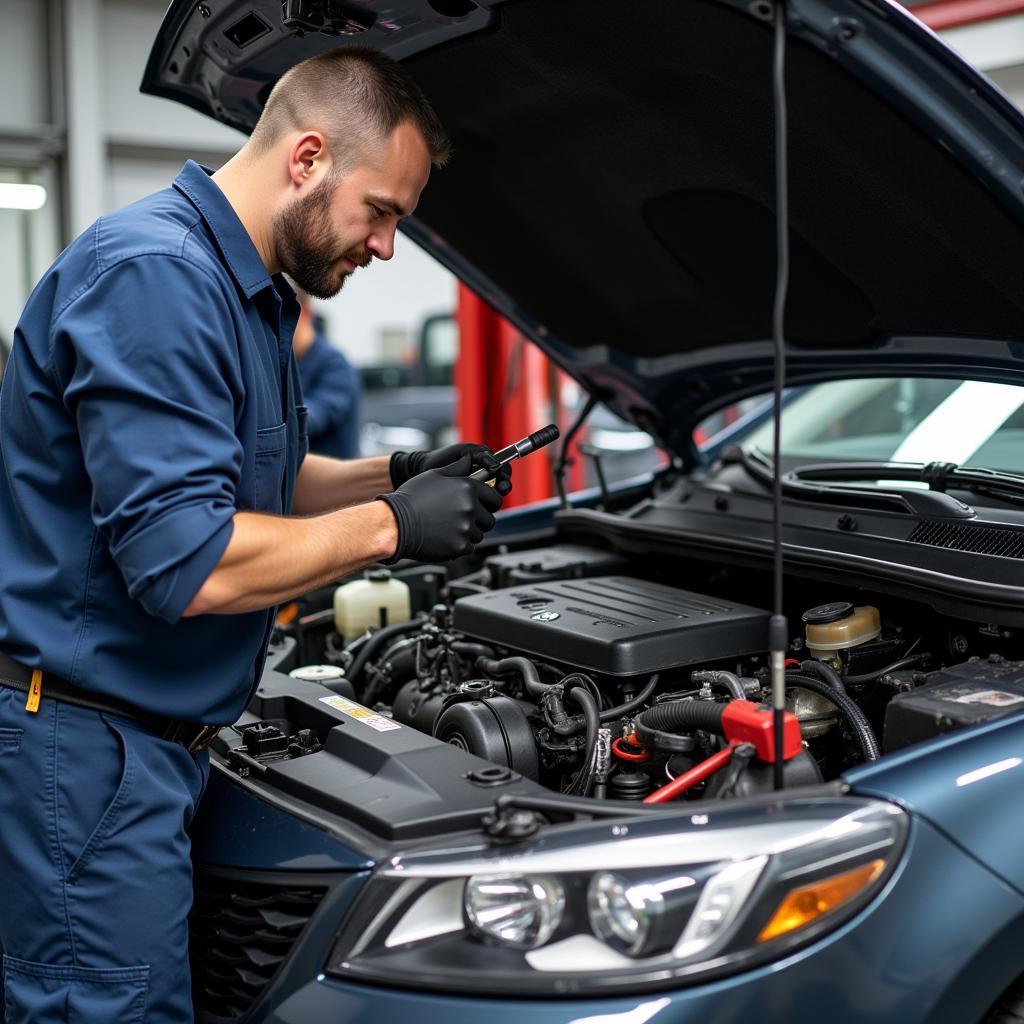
190,872 -> 326,1020
907,520 -> 1024,559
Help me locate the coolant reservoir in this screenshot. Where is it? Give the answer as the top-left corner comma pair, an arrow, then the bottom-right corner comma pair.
803,602 -> 880,660
333,569 -> 411,642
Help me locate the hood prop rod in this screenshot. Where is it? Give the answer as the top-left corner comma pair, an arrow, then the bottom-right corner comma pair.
769,0 -> 791,791
554,394 -> 600,508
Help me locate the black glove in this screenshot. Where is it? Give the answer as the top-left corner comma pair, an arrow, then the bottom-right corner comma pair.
390,442 -> 512,496
379,454 -> 504,563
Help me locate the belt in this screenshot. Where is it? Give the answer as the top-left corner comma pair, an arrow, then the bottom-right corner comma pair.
0,651 -> 220,754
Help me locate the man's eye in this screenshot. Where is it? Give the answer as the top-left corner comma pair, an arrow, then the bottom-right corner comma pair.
370,204 -> 386,219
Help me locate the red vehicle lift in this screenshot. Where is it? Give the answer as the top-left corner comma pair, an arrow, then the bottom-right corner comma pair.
911,0 -> 1024,29
455,284 -> 585,507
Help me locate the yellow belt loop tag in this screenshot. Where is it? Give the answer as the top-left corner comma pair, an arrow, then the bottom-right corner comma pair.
25,669 -> 43,713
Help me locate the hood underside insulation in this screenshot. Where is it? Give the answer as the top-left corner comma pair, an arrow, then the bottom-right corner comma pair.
407,0 -> 1024,356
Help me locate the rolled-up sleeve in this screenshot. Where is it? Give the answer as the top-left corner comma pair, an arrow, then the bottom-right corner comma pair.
53,255 -> 244,623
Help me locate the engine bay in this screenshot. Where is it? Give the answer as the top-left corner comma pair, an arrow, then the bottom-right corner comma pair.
214,537 -> 1024,835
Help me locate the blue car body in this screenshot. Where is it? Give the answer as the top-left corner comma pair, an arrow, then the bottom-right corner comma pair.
182,640 -> 1024,1024
189,723 -> 1024,1024
146,0 -> 1024,1020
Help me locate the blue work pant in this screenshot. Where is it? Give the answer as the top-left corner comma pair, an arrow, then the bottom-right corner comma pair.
0,685 -> 209,1023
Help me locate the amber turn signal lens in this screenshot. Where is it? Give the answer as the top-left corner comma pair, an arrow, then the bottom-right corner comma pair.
757,859 -> 886,943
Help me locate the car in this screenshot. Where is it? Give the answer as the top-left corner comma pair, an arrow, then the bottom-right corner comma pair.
142,1 -> 1024,1022
358,312 -> 459,456
357,311 -> 666,489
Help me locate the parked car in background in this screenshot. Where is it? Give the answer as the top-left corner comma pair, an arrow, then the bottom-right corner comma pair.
358,312 -> 457,455
359,311 -> 666,487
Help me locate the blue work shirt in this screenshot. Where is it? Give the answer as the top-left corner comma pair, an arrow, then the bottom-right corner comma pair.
298,332 -> 362,459
0,161 -> 307,724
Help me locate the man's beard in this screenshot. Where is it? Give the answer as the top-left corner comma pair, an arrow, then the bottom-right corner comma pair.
274,177 -> 371,299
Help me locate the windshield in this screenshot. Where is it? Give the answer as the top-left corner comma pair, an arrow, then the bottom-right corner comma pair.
740,377 -> 1024,473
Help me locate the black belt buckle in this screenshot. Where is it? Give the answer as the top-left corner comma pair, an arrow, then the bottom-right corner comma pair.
186,724 -> 220,754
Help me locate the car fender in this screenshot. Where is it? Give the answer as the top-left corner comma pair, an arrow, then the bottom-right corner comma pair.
846,712 -> 1024,896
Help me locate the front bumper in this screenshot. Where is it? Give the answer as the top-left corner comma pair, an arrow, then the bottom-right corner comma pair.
242,816 -> 1024,1024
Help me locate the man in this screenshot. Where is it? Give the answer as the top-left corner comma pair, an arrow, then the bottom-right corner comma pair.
292,288 -> 362,458
0,46 -> 508,1023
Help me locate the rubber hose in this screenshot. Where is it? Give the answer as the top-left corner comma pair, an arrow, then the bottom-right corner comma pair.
786,673 -> 880,761
477,656 -> 549,697
346,616 -> 427,686
692,670 -> 747,700
450,641 -> 496,662
558,672 -> 602,711
361,646 -> 417,707
798,659 -> 847,694
342,631 -> 372,656
566,685 -> 600,796
599,673 -> 660,722
634,699 -> 723,753
843,654 -> 928,685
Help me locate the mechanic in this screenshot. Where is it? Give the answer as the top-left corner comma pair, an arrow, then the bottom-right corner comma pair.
0,46 -> 509,1024
291,286 -> 363,459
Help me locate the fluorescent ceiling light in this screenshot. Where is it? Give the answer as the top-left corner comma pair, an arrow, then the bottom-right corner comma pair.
0,183 -> 47,211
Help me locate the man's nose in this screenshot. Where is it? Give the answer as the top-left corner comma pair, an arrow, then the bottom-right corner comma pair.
367,225 -> 396,262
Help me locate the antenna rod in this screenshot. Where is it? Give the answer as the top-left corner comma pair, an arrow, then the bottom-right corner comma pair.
770,0 -> 791,791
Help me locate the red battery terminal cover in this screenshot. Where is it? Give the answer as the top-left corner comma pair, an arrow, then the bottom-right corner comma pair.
721,700 -> 803,762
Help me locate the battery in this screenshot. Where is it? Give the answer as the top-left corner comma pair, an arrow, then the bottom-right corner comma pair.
883,656 -> 1024,752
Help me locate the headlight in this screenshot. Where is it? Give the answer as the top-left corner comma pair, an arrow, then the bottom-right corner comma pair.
326,797 -> 907,995
465,874 -> 565,949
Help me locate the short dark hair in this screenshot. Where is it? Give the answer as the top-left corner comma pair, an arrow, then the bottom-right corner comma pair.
249,45 -> 450,169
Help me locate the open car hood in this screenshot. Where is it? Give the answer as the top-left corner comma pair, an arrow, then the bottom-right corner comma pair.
143,0 -> 1024,461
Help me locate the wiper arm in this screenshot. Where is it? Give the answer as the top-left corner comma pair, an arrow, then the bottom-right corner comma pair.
789,459 -> 1024,507
934,463 -> 1024,507
725,448 -> 975,518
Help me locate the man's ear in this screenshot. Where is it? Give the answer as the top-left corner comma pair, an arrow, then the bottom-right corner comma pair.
288,131 -> 328,187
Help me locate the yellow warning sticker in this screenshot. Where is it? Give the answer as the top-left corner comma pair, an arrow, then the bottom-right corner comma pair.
318,694 -> 401,731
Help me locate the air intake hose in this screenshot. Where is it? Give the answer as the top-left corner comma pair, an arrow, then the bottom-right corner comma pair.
633,700 -> 723,753
477,656 -> 549,698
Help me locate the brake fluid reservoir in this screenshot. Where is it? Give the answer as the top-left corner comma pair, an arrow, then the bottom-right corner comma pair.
333,569 -> 411,642
803,602 -> 880,661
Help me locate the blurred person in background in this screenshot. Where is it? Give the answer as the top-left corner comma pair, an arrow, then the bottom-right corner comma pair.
292,286 -> 362,459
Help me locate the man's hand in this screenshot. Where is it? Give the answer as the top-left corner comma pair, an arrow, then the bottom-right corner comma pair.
379,454 -> 504,562
390,442 -> 513,496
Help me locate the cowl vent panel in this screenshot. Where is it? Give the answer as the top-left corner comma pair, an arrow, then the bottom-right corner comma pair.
907,520 -> 1024,559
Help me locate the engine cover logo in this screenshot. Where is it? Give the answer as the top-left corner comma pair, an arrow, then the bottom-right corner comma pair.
531,610 -> 560,622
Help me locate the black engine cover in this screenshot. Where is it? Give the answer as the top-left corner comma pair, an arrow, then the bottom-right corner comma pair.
452,576 -> 770,676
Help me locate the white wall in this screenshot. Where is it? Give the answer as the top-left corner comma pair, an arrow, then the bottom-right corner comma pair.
0,0 -> 51,130
988,64 -> 1024,111
0,1 -> 59,339
100,0 -> 248,151
0,166 -> 60,341
315,233 -> 457,366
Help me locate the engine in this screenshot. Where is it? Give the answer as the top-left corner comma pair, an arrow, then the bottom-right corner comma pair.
283,542 -> 1024,806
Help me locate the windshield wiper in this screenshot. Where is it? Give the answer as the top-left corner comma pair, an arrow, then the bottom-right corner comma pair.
725,448 -> 975,518
789,459 -> 1024,509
